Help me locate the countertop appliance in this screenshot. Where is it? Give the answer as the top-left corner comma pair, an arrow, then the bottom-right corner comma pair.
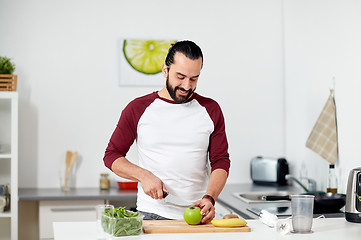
345,167 -> 361,223
250,156 -> 289,186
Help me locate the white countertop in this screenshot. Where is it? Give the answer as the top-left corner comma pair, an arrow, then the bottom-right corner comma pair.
53,217 -> 361,240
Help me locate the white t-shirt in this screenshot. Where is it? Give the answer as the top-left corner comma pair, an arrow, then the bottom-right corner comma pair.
104,92 -> 230,219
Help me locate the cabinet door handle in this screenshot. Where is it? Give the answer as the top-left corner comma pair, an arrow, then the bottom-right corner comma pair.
50,206 -> 96,212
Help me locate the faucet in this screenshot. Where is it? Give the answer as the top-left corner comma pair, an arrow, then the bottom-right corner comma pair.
285,175 -> 317,192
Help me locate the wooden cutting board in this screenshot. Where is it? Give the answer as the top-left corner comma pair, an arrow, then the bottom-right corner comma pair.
143,220 -> 251,233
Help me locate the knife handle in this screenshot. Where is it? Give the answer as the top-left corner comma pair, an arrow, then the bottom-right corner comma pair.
162,191 -> 168,198
263,195 -> 290,201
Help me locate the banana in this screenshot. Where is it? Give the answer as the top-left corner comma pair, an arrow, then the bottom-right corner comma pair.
211,218 -> 247,227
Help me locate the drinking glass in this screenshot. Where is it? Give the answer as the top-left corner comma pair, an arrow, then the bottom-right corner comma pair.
291,195 -> 315,233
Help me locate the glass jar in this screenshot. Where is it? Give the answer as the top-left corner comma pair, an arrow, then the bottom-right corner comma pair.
100,173 -> 110,190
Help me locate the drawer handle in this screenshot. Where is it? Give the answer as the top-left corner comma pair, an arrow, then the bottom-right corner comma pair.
50,206 -> 96,212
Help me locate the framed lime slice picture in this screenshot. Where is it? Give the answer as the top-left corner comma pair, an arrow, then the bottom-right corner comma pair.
119,39 -> 177,87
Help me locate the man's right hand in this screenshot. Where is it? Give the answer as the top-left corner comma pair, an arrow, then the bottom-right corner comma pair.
140,171 -> 167,199
111,157 -> 167,199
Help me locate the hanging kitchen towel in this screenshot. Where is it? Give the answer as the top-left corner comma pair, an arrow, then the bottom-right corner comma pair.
306,89 -> 338,164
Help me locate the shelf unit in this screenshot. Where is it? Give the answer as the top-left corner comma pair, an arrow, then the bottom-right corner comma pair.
0,92 -> 18,240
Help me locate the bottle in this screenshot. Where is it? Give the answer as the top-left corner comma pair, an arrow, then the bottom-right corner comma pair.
299,161 -> 309,190
327,164 -> 338,193
100,173 -> 110,190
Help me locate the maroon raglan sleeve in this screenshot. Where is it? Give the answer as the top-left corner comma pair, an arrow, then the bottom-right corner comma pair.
103,93 -> 156,170
196,95 -> 231,174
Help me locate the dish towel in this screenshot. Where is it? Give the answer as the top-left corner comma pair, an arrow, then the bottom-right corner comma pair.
306,89 -> 338,164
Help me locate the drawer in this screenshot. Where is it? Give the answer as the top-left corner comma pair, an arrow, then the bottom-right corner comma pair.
39,200 -> 103,239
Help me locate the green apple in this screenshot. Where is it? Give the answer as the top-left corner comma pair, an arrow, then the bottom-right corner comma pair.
183,206 -> 203,225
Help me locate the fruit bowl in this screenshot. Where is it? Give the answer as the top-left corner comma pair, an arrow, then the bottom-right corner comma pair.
117,181 -> 138,190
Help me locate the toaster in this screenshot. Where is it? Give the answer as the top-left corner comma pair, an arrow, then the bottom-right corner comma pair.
250,156 -> 289,185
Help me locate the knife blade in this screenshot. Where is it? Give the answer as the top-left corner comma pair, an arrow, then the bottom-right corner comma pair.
163,191 -> 193,207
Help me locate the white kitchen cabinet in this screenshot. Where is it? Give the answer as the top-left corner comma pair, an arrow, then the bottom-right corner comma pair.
39,200 -> 103,239
0,92 -> 18,240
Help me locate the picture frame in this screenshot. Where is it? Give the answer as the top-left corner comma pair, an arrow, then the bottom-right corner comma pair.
119,39 -> 177,87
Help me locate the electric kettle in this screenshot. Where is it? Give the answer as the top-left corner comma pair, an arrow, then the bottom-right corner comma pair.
345,167 -> 361,223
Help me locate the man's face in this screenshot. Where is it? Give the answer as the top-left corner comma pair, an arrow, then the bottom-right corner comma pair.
162,52 -> 202,103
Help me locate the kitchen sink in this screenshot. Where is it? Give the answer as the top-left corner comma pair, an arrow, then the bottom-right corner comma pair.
233,191 -> 292,203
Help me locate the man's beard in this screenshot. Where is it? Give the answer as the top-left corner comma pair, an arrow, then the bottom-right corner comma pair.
166,75 -> 195,103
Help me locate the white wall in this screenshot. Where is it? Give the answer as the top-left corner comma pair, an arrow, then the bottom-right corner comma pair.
284,0 -> 361,192
3,0 -> 359,192
0,0 -> 285,188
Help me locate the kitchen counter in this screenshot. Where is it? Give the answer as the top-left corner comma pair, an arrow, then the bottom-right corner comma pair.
53,218 -> 361,240
217,183 -> 345,219
19,183 -> 345,218
51,183 -> 354,239
19,187 -> 137,201
46,184 -> 352,240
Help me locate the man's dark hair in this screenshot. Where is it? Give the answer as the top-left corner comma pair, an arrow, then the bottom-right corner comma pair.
165,40 -> 203,68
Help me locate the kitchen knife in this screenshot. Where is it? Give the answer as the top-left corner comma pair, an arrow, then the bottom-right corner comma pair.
163,191 -> 193,207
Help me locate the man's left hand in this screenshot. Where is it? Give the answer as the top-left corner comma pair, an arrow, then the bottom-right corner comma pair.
194,198 -> 215,224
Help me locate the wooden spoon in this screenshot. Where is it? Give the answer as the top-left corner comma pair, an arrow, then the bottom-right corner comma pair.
69,151 -> 78,171
62,151 -> 73,190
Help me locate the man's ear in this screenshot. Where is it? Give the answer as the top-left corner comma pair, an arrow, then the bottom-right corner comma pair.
162,64 -> 168,78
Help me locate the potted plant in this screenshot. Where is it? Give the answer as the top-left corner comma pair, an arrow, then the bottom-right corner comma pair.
0,56 -> 17,91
